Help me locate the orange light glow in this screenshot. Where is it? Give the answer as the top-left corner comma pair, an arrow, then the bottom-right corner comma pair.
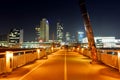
81,48 -> 84,53
51,47 -> 54,52
118,52 -> 120,58
6,51 -> 13,59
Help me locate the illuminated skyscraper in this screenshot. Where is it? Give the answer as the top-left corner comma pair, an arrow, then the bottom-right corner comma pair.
8,28 -> 23,47
56,22 -> 63,42
40,18 -> 49,42
77,31 -> 84,42
65,32 -> 70,42
35,25 -> 41,41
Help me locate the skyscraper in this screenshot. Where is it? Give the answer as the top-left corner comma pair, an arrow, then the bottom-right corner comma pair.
77,31 -> 84,43
56,22 -> 63,42
65,32 -> 70,42
35,25 -> 41,41
40,18 -> 49,42
8,28 -> 23,47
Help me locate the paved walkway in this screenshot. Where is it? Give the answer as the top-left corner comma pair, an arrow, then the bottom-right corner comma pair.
0,50 -> 120,80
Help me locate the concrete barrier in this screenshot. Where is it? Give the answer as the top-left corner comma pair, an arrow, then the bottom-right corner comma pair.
78,48 -> 120,71
0,53 -> 6,74
0,47 -> 53,74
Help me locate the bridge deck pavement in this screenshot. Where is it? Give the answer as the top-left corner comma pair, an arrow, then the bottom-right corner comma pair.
0,49 -> 120,80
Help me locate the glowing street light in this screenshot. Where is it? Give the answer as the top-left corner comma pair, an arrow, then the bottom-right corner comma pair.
6,51 -> 13,72
37,49 -> 40,59
118,51 -> 120,72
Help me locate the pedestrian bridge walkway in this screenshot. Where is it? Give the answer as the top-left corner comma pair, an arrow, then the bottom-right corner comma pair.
0,49 -> 120,80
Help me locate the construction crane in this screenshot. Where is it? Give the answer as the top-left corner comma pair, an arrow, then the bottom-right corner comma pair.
79,0 -> 97,63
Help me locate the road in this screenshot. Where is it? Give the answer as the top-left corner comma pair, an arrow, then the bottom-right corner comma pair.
1,49 -> 120,80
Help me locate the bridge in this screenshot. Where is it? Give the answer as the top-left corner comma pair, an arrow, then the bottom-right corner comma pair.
0,0 -> 120,79
0,47 -> 120,80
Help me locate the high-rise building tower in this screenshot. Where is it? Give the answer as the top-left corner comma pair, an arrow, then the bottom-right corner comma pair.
65,32 -> 70,42
77,31 -> 84,43
40,18 -> 49,42
35,25 -> 41,41
56,22 -> 63,42
8,28 -> 23,47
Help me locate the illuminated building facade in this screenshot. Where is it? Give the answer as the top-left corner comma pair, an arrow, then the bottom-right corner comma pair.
40,18 -> 49,42
8,28 -> 23,47
77,31 -> 84,42
82,37 -> 116,48
65,32 -> 71,42
56,22 -> 63,42
0,34 -> 8,47
35,25 -> 41,41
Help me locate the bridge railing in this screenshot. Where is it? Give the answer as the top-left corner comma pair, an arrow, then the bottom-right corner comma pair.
0,47 -> 55,74
0,53 -> 6,74
79,48 -> 120,71
12,50 -> 38,69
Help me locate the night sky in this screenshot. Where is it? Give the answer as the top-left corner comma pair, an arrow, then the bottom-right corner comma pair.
0,0 -> 120,41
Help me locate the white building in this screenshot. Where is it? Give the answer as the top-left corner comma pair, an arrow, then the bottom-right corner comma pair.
82,37 -> 117,48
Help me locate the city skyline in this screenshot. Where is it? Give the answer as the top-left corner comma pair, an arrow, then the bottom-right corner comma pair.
0,0 -> 120,41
